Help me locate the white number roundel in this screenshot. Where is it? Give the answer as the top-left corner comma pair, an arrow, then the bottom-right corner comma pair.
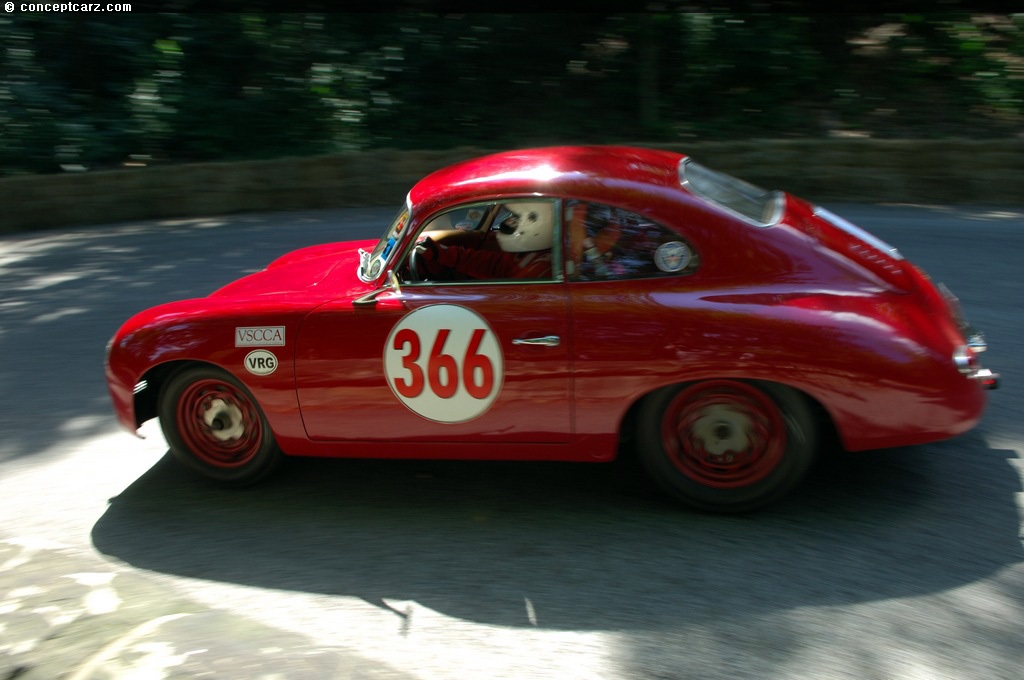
384,305 -> 504,423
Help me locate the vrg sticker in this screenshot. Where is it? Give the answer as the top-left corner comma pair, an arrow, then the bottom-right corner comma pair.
245,350 -> 278,376
383,305 -> 504,423
235,326 -> 285,347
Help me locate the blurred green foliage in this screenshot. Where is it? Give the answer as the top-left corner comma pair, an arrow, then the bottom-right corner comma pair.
1,11 -> 1022,175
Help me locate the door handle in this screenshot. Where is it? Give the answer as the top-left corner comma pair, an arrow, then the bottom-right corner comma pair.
512,335 -> 561,347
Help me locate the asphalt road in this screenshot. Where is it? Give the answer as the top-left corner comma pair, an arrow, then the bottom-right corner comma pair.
1,204 -> 1022,679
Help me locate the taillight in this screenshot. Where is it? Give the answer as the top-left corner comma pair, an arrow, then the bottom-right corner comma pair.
953,343 -> 1000,389
953,345 -> 977,374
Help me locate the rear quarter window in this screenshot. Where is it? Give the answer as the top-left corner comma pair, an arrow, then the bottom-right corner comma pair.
565,200 -> 700,281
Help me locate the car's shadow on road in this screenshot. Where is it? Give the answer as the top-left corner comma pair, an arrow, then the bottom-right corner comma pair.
92,432 -> 1022,631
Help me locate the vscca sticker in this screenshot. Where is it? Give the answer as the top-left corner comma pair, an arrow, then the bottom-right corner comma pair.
236,326 -> 285,347
384,305 -> 504,423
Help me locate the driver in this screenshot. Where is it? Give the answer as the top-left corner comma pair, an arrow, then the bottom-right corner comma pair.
415,202 -> 554,280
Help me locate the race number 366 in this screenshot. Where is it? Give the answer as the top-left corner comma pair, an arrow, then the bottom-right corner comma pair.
384,305 -> 504,423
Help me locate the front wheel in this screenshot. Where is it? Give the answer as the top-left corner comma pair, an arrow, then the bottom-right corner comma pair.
158,365 -> 283,486
636,380 -> 816,513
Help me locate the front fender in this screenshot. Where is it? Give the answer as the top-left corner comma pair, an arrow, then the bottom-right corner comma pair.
105,298 -> 310,438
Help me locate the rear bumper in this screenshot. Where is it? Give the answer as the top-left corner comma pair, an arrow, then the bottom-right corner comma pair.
968,366 -> 1000,390
952,330 -> 999,390
940,285 -> 999,391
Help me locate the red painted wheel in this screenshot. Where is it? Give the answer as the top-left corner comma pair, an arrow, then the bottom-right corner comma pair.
159,365 -> 283,485
637,380 -> 816,512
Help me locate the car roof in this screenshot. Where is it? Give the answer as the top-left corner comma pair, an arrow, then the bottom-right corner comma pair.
407,145 -> 689,218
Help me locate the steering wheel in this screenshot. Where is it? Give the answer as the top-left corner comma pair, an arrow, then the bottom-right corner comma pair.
407,242 -> 429,282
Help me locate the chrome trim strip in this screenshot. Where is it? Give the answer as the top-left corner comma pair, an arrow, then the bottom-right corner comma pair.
814,207 -> 904,260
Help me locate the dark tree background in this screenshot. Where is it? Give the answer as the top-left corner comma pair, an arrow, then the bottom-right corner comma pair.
1,11 -> 1022,175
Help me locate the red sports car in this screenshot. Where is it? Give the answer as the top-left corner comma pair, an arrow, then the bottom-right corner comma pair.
105,145 -> 998,512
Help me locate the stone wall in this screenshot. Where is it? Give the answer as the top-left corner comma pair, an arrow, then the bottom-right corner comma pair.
1,139 -> 1021,233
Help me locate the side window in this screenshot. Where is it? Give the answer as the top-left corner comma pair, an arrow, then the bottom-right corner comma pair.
404,200 -> 559,284
423,205 -> 490,234
564,200 -> 700,281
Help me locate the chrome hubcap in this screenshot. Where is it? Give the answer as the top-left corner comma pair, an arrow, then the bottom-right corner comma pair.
690,404 -> 752,462
202,398 -> 245,442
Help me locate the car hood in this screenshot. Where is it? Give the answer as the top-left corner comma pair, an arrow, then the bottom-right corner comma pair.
209,239 -> 377,300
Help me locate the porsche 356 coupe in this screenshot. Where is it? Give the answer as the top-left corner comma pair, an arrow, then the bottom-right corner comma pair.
106,145 -> 998,512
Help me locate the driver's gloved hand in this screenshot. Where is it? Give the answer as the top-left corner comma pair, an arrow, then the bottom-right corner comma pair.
417,237 -> 457,271
416,236 -> 439,262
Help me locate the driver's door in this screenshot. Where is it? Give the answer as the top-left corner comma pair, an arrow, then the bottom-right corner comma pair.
295,284 -> 570,443
294,200 -> 571,444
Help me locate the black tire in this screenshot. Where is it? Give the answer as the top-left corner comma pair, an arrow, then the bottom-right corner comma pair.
635,379 -> 816,512
158,365 -> 283,486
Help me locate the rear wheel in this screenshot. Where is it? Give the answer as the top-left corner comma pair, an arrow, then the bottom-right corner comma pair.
636,380 -> 816,512
158,365 -> 283,485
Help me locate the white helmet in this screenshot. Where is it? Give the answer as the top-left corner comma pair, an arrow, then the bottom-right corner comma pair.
495,202 -> 555,253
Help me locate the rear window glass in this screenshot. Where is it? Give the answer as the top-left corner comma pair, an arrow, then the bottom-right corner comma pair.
679,159 -> 782,226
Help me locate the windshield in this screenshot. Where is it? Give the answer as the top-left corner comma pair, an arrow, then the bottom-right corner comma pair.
358,203 -> 411,282
679,159 -> 782,226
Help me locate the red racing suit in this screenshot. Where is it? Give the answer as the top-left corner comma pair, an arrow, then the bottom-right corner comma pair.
421,238 -> 552,280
